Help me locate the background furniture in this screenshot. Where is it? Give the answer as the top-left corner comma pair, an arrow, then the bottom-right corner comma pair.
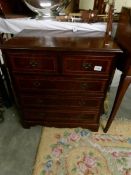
94,0 -> 106,14
0,0 -> 79,18
104,7 -> 131,132
0,59 -> 13,123
0,0 -> 34,17
0,0 -> 33,43
1,30 -> 122,131
0,0 -> 104,16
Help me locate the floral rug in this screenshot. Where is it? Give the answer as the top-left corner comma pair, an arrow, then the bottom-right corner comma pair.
33,122 -> 131,175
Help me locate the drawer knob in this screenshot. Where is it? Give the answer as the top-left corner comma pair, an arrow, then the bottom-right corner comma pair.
82,63 -> 92,70
80,83 -> 88,89
29,60 -> 38,67
33,81 -> 41,87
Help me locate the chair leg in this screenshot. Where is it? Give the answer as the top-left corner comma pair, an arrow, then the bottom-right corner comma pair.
104,74 -> 131,132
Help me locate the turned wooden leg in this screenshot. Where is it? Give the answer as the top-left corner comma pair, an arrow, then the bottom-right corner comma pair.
104,74 -> 131,133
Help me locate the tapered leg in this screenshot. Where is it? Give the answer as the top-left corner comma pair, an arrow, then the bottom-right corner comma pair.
104,74 -> 131,132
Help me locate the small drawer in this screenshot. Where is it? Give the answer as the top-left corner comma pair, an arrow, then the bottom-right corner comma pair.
14,76 -> 108,94
22,109 -> 99,123
19,95 -> 103,109
63,55 -> 114,76
7,53 -> 58,74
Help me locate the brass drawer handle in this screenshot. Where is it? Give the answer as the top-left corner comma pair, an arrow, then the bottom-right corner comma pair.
82,63 -> 93,70
29,60 -> 38,67
80,83 -> 88,89
33,81 -> 41,87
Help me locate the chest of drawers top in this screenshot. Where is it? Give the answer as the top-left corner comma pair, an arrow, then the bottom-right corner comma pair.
2,29 -> 122,53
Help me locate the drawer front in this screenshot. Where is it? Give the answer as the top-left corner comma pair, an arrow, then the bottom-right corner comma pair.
19,95 -> 103,109
14,76 -> 108,93
63,55 -> 114,76
7,53 -> 58,74
22,109 -> 99,123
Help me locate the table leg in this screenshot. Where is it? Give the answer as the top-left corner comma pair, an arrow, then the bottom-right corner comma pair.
104,74 -> 131,132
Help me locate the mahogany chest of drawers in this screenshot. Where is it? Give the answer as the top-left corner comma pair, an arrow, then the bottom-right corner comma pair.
1,30 -> 122,131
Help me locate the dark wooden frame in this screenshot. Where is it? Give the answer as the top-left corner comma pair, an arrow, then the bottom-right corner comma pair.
104,7 -> 131,132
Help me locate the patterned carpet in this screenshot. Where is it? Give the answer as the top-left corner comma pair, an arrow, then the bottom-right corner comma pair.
32,119 -> 131,175
32,87 -> 131,175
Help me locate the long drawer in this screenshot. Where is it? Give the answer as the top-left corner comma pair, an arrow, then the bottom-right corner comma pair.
14,76 -> 108,94
18,95 -> 103,109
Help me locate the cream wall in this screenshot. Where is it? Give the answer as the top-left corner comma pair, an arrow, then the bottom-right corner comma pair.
79,0 -> 131,12
115,0 -> 131,12
125,0 -> 131,7
114,0 -> 126,12
79,0 -> 94,10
